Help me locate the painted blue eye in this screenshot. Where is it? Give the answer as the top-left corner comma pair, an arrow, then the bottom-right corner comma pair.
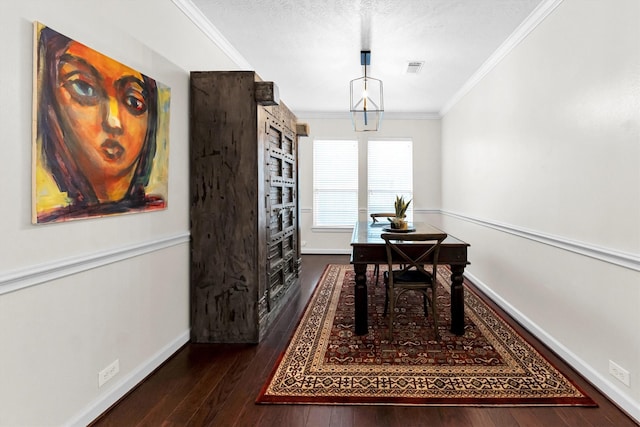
64,79 -> 99,105
71,80 -> 95,97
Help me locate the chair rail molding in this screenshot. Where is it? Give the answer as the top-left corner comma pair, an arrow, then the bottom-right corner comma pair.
295,111 -> 440,120
441,210 -> 640,272
300,207 -> 638,270
0,232 -> 191,296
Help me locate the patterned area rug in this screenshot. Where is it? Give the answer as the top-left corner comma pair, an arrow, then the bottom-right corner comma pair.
256,264 -> 596,406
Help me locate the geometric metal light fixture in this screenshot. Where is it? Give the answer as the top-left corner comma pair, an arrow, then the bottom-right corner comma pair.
350,50 -> 384,131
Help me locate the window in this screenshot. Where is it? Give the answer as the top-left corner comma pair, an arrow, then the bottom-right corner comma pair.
367,139 -> 413,220
313,140 -> 359,227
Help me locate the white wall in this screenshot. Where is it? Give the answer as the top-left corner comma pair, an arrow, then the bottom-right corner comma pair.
297,116 -> 442,253
0,1 -> 238,425
298,0 -> 640,422
441,0 -> 640,421
2,0 -> 638,424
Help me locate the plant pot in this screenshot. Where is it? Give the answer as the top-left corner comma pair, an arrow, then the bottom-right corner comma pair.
390,219 -> 408,230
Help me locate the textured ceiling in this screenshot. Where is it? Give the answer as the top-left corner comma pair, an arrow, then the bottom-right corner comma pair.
189,0 -> 545,115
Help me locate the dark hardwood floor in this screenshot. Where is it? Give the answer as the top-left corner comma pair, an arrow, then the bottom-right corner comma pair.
91,255 -> 638,427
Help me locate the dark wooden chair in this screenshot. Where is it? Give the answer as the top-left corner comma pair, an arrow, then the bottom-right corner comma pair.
370,213 -> 396,285
381,231 -> 447,341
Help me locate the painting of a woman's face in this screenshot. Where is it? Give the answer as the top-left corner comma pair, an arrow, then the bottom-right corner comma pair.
54,41 -> 149,200
34,22 -> 170,224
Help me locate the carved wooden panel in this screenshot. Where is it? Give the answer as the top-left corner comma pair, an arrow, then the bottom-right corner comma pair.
263,107 -> 298,313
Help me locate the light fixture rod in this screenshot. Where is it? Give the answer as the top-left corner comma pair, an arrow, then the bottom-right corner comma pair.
360,50 -> 371,66
350,50 -> 383,132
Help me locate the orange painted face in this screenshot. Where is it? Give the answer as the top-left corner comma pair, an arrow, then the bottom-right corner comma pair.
54,41 -> 148,200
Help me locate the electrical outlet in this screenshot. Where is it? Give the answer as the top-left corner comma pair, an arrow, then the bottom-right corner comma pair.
98,359 -> 120,387
609,360 -> 630,387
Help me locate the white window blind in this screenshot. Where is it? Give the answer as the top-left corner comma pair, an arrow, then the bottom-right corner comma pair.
367,139 -> 413,221
313,140 -> 359,227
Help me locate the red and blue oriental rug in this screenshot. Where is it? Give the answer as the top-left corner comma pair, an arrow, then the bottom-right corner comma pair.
256,264 -> 596,407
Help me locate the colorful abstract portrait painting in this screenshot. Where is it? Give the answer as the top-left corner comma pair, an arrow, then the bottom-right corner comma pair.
32,22 -> 170,224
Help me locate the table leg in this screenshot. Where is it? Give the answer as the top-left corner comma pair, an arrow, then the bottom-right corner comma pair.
450,264 -> 465,335
353,263 -> 368,335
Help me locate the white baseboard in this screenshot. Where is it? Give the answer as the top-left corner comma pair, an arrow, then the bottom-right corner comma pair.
302,248 -> 352,255
465,271 -> 640,424
61,272 -> 640,425
66,330 -> 190,427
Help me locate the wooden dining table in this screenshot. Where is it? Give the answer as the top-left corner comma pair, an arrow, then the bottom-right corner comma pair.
350,220 -> 470,336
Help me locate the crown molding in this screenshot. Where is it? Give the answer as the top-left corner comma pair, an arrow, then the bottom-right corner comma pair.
440,0 -> 564,115
174,0 -> 562,119
171,0 -> 252,69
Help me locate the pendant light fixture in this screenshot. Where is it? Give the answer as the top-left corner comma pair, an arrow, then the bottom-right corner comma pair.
350,50 -> 384,132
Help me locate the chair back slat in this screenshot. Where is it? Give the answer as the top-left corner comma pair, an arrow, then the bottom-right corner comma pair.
381,231 -> 448,341
381,232 -> 447,277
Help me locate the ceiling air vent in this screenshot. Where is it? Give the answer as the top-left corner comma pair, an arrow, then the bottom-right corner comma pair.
405,61 -> 425,74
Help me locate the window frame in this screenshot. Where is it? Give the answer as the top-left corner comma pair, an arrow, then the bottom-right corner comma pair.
312,139 -> 359,228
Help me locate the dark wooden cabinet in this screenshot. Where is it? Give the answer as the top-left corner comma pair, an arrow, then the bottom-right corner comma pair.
189,71 -> 303,343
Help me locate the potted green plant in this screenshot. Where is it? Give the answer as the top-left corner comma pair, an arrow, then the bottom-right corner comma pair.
389,195 -> 411,229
